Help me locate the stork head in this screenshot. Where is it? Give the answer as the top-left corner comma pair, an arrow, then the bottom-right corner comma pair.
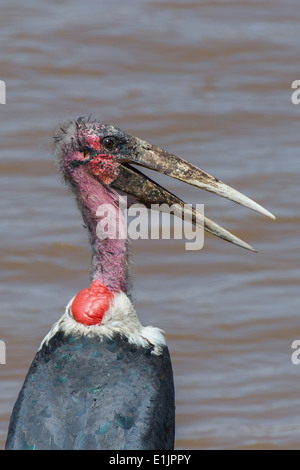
54,117 -> 275,252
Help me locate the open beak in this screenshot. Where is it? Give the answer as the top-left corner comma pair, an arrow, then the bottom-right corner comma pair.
110,137 -> 275,252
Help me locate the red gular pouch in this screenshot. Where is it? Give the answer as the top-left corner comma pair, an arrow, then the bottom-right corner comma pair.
71,280 -> 115,326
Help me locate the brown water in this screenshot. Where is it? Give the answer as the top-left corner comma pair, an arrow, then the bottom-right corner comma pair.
0,0 -> 299,450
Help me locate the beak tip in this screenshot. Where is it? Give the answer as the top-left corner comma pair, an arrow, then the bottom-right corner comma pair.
255,206 -> 276,221
244,243 -> 257,253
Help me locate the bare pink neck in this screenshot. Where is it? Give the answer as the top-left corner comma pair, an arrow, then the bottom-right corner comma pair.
71,167 -> 128,293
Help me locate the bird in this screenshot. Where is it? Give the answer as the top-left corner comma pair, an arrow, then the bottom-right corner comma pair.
5,117 -> 275,450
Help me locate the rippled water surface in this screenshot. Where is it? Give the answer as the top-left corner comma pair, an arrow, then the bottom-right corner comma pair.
1,0 -> 300,450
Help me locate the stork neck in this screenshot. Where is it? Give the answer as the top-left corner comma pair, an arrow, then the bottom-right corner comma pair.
72,168 -> 128,293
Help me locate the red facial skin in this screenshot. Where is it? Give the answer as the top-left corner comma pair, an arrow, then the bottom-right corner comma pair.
77,126 -> 121,185
71,280 -> 115,326
86,153 -> 120,185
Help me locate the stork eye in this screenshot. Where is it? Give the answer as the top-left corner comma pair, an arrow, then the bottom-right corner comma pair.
102,136 -> 117,150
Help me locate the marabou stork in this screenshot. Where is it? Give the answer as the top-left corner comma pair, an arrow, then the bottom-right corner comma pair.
5,118 -> 275,450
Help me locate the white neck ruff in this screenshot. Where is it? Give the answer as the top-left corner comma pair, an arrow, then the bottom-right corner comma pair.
39,291 -> 166,356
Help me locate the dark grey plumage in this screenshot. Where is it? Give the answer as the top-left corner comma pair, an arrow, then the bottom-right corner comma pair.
6,331 -> 175,450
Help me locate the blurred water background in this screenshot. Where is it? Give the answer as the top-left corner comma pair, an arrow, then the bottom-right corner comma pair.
0,0 -> 300,449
